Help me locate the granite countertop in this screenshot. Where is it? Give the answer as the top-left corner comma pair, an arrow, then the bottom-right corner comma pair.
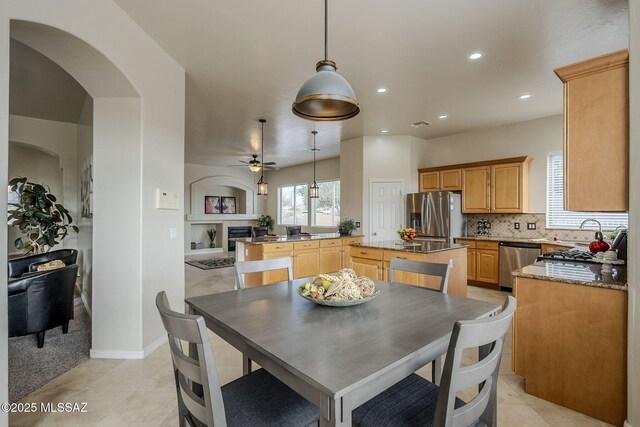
454,236 -> 577,247
512,260 -> 627,291
352,240 -> 466,254
232,233 -> 363,244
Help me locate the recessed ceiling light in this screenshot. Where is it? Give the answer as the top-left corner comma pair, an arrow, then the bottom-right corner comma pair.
438,114 -> 449,120
377,88 -> 387,93
468,52 -> 483,60
381,130 -> 388,133
519,93 -> 532,100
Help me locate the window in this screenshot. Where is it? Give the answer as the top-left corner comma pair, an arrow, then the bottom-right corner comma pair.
546,153 -> 628,230
313,180 -> 340,226
279,184 -> 308,225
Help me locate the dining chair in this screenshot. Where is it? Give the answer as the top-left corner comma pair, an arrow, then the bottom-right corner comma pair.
286,225 -> 302,236
234,257 -> 293,290
353,295 -> 516,427
251,226 -> 268,238
388,258 -> 452,293
155,292 -> 320,427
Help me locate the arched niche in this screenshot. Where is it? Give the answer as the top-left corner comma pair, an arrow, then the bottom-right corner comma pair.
190,175 -> 257,217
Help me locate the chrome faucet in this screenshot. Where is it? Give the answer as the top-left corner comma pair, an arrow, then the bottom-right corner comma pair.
579,218 -> 602,233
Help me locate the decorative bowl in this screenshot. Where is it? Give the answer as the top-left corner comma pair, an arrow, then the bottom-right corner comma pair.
296,288 -> 380,307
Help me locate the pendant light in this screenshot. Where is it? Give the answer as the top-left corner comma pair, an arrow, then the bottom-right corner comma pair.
292,0 -> 359,121
256,119 -> 268,195
309,131 -> 320,198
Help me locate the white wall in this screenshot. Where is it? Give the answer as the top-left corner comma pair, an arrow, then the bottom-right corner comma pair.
8,115 -> 79,249
7,142 -> 63,255
423,115 -> 563,213
265,157 -> 340,234
1,0 -> 186,368
627,1 -> 639,425
340,137 -> 364,231
76,96 -> 93,313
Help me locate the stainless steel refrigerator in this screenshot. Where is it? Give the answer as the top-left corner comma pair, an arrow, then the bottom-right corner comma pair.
406,192 -> 466,239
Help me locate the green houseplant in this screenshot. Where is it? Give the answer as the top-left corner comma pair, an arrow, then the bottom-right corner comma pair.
338,218 -> 357,236
257,214 -> 275,232
8,177 -> 78,254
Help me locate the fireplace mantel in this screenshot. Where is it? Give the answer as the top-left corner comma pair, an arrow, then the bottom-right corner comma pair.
186,214 -> 259,222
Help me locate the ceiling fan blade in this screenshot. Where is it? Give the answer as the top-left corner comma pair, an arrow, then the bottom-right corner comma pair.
238,160 -> 250,164
226,165 -> 248,167
262,162 -> 277,165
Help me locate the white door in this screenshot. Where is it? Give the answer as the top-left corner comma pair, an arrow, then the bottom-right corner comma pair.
370,181 -> 403,242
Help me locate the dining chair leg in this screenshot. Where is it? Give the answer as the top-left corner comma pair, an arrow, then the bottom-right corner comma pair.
243,355 -> 253,375
431,356 -> 442,385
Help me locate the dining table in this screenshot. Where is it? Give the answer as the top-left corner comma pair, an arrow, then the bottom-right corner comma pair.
185,279 -> 501,426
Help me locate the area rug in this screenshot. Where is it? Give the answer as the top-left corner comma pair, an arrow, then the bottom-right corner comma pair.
186,257 -> 236,270
8,296 -> 91,402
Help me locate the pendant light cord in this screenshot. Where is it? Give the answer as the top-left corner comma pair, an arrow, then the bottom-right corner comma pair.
313,131 -> 317,181
324,0 -> 328,60
261,120 -> 265,180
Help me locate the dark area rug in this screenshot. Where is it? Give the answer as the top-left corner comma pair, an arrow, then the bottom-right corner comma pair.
8,296 -> 91,402
186,257 -> 236,270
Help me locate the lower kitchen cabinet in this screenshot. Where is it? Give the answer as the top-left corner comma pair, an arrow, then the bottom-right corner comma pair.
454,238 -> 500,289
351,258 -> 383,281
319,246 -> 342,274
513,276 -> 627,425
293,249 -> 319,279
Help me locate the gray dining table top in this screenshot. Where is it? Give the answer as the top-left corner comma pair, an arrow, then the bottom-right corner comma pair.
185,280 -> 500,398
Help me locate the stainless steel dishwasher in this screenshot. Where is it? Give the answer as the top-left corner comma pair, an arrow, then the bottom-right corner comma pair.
499,241 -> 542,289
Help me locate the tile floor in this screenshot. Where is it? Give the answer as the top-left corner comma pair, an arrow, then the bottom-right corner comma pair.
9,259 -> 614,426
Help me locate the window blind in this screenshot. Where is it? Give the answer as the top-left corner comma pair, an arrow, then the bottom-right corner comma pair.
546,153 -> 628,230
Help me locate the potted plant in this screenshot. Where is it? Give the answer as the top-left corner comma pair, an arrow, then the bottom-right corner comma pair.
338,218 -> 357,236
8,177 -> 78,255
257,214 -> 275,232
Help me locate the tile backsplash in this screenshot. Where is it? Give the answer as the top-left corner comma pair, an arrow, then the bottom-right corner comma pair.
466,213 -> 600,242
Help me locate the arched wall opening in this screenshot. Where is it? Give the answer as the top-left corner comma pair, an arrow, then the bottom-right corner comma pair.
1,4 -> 185,414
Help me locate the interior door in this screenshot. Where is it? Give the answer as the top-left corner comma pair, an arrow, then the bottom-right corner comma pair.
370,181 -> 403,242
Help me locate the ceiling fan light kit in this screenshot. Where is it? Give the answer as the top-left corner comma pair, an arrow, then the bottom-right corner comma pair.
309,130 -> 320,198
257,119 -> 268,196
292,0 -> 359,122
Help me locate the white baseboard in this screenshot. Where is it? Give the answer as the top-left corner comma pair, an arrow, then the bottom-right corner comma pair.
89,335 -> 167,360
624,421 -> 632,427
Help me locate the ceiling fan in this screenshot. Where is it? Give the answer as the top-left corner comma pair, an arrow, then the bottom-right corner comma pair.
227,154 -> 277,172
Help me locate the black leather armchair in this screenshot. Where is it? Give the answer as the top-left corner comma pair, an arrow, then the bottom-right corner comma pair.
8,249 -> 78,278
8,264 -> 79,348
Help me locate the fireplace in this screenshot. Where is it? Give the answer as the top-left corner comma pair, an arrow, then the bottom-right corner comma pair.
228,226 -> 252,252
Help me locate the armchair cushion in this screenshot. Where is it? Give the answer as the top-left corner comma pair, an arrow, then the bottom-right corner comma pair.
30,259 -> 66,272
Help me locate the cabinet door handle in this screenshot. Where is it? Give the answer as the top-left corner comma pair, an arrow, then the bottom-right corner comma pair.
360,251 -> 368,255
397,256 -> 407,260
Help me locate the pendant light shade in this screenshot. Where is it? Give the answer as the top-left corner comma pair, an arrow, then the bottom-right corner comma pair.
309,130 -> 320,198
248,158 -> 261,173
257,119 -> 268,196
292,0 -> 359,122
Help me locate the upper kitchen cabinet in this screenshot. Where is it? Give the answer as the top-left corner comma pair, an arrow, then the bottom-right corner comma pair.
419,169 -> 462,192
554,50 -> 629,212
491,161 -> 530,213
462,166 -> 491,213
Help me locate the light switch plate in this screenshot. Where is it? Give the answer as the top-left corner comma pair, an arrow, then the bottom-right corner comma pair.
156,189 -> 179,210
527,222 -> 536,230
355,222 -> 361,228
514,222 -> 520,230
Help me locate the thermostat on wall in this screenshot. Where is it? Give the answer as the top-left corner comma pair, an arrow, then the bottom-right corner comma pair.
156,189 -> 179,210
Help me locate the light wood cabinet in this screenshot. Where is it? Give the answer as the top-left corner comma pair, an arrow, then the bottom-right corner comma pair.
419,169 -> 461,192
555,50 -> 629,212
419,171 -> 439,192
440,169 -> 462,191
454,239 -> 499,288
243,236 -> 364,285
513,276 -> 627,425
475,249 -> 499,284
319,246 -> 342,274
351,257 -> 383,281
491,162 -> 530,213
541,243 -> 572,254
462,166 -> 491,213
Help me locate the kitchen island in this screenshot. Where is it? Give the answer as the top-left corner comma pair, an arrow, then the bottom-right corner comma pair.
350,240 -> 468,297
235,234 -> 363,287
512,261 -> 627,425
